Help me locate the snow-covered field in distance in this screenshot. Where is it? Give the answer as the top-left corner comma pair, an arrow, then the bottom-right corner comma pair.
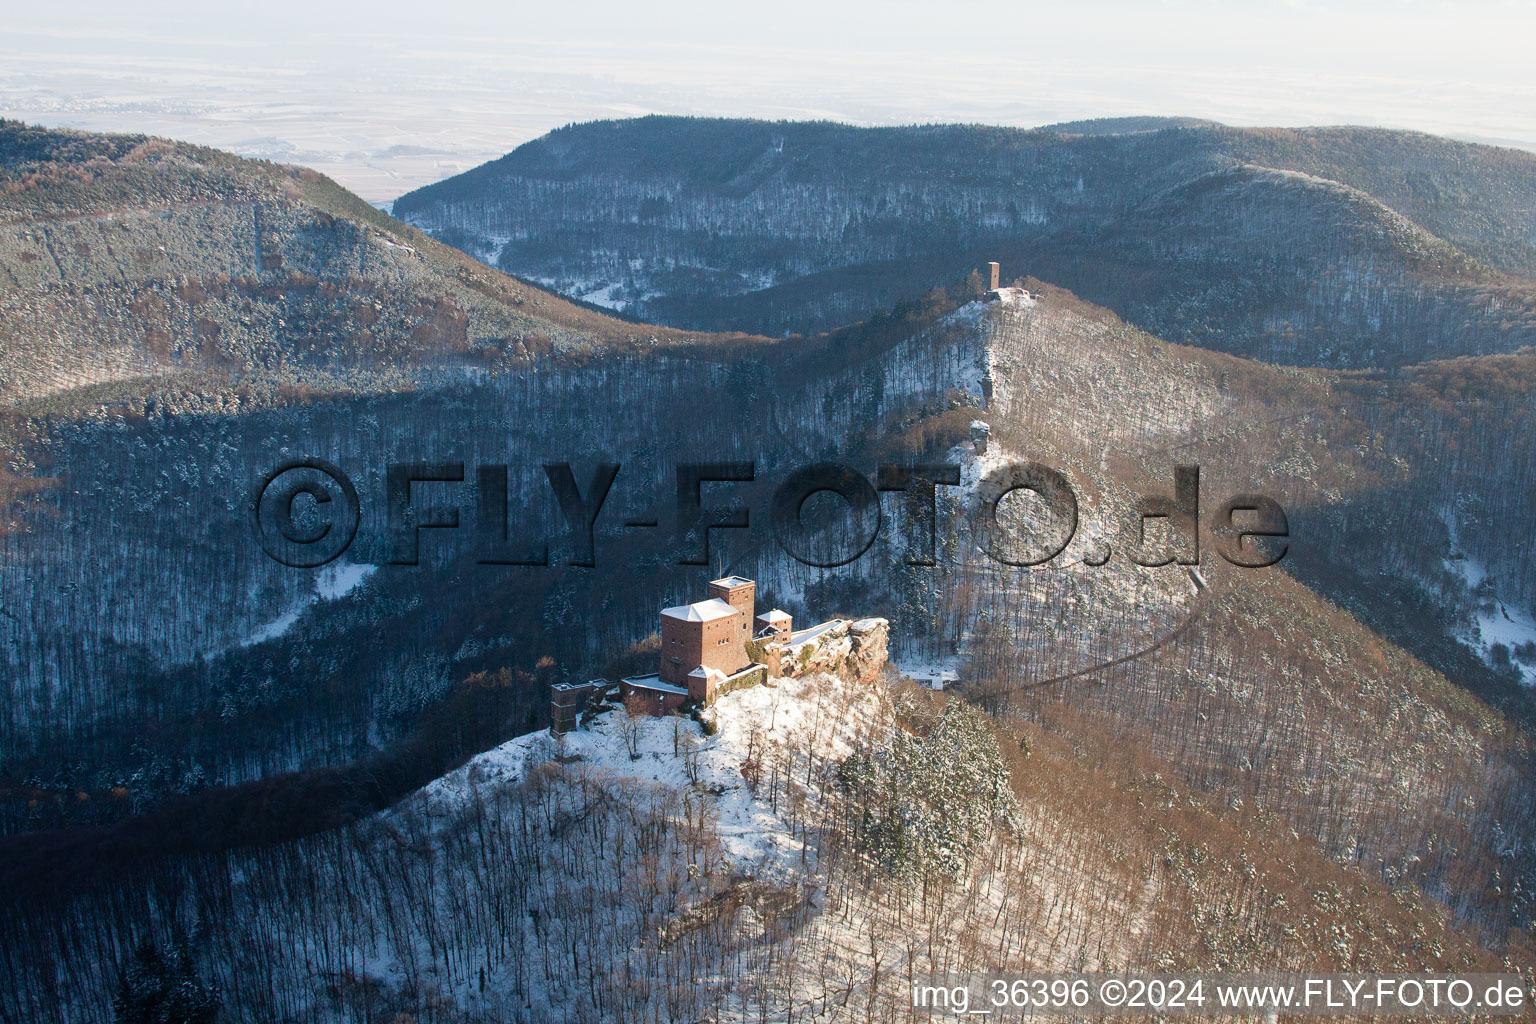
5,4 -> 1535,204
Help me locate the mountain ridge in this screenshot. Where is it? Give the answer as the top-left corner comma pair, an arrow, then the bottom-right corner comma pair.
3,121 -> 1535,1017
393,115 -> 1536,363
0,119 -> 751,423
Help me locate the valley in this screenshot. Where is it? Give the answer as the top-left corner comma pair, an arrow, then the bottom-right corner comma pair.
1,118 -> 1534,1021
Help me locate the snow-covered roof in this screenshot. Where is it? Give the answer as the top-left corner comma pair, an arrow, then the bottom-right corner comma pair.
661,597 -> 738,622
788,619 -> 846,644
756,609 -> 791,622
552,679 -> 605,692
622,675 -> 690,696
709,575 -> 754,589
687,666 -> 725,681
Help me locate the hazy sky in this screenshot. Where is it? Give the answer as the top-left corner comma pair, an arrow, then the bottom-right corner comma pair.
5,0 -> 1534,201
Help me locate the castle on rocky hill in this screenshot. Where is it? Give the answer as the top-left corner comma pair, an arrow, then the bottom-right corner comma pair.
550,577 -> 887,732
619,576 -> 790,714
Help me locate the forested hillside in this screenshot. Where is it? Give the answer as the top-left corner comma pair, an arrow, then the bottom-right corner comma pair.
7,670 -> 1524,1021
394,116 -> 1536,365
0,120 -> 743,826
0,119 -> 699,414
3,123 -> 1534,1021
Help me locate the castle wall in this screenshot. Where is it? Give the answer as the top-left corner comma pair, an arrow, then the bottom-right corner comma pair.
707,579 -> 756,642
755,612 -> 792,641
700,614 -> 751,676
550,680 -> 603,734
660,617 -> 703,686
620,680 -> 688,716
661,613 -> 748,686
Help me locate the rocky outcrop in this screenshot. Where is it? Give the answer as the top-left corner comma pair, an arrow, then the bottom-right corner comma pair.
769,618 -> 888,685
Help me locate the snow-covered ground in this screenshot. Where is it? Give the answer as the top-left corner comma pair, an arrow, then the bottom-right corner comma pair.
1444,547 -> 1536,686
417,671 -> 890,879
242,560 -> 377,646
891,652 -> 961,689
